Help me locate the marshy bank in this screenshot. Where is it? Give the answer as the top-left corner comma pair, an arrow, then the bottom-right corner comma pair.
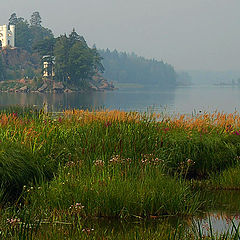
1,106 -> 240,239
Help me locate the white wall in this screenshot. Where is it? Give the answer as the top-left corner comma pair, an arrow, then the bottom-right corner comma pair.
0,24 -> 15,47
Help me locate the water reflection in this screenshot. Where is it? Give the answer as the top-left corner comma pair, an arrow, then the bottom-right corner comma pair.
194,212 -> 240,236
1,85 -> 240,113
174,85 -> 240,114
0,92 -> 107,112
0,87 -> 176,112
192,190 -> 240,235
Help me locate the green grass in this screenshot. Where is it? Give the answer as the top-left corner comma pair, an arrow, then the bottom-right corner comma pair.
28,163 -> 199,218
208,166 -> 240,190
0,107 -> 240,238
0,140 -> 55,204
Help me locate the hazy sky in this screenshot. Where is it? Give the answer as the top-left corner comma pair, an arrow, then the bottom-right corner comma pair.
1,0 -> 240,71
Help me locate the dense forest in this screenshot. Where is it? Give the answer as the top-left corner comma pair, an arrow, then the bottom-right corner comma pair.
9,12 -> 53,52
0,12 -> 180,89
99,49 -> 177,87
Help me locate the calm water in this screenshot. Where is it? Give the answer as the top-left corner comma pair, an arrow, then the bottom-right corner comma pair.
0,85 -> 240,114
2,85 -> 240,235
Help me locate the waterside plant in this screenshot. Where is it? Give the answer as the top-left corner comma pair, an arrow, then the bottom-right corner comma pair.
1,107 -> 240,238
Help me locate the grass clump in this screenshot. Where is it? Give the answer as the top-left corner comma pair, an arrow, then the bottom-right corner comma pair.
208,166 -> 240,190
0,141 -> 45,203
30,162 -> 199,218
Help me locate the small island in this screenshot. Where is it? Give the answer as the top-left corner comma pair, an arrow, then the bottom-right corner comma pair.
0,12 -> 115,93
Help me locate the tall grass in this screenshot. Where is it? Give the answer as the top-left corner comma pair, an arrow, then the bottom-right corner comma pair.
0,108 -> 240,201
0,107 -> 240,238
208,166 -> 240,190
28,162 -> 199,218
0,141 -> 44,203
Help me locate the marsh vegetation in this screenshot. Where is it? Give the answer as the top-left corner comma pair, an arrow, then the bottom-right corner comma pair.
0,106 -> 240,239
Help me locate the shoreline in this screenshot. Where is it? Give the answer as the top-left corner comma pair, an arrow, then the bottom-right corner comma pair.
0,78 -> 117,93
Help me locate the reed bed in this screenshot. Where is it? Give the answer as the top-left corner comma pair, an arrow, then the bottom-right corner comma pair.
1,107 -> 240,238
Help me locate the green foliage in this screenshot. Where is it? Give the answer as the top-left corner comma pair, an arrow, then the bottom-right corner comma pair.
9,13 -> 18,25
33,164 -> 199,217
33,37 -> 56,57
5,69 -> 22,80
23,66 -> 35,79
30,26 -> 54,49
99,49 -> 177,86
53,35 -> 69,82
0,54 -> 5,80
30,11 -> 42,26
0,108 -> 239,205
54,30 -> 102,85
9,13 -> 24,25
163,130 -> 238,178
0,109 -> 240,238
68,41 -> 94,80
7,12 -> 102,87
0,141 -> 44,202
12,12 -> 53,52
2,12 -> 54,81
15,20 -> 32,51
209,166 -> 240,189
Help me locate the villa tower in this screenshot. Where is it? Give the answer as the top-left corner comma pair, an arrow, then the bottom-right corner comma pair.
0,24 -> 15,48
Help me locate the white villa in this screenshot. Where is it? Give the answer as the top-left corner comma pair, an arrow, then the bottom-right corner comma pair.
0,24 -> 15,48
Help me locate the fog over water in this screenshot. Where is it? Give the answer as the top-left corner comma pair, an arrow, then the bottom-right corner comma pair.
0,85 -> 239,114
0,0 -> 240,71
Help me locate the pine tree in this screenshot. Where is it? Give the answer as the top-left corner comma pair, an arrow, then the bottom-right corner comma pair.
30,12 -> 42,27
9,13 -> 18,25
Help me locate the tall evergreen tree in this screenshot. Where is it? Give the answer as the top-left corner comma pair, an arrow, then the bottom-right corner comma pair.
68,41 -> 95,82
30,11 -> 42,26
69,28 -> 87,47
15,20 -> 32,51
9,13 -> 17,25
54,35 -> 70,82
92,45 -> 104,73
9,12 -> 53,51
9,13 -> 24,25
54,30 -> 102,84
30,26 -> 54,48
33,37 -> 56,57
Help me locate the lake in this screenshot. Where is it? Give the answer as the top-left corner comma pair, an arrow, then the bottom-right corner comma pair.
1,84 -> 240,237
0,85 -> 240,114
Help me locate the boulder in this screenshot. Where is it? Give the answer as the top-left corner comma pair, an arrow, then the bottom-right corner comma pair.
64,88 -> 73,93
19,86 -> 29,92
53,82 -> 64,93
89,83 -> 98,91
37,83 -> 48,93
